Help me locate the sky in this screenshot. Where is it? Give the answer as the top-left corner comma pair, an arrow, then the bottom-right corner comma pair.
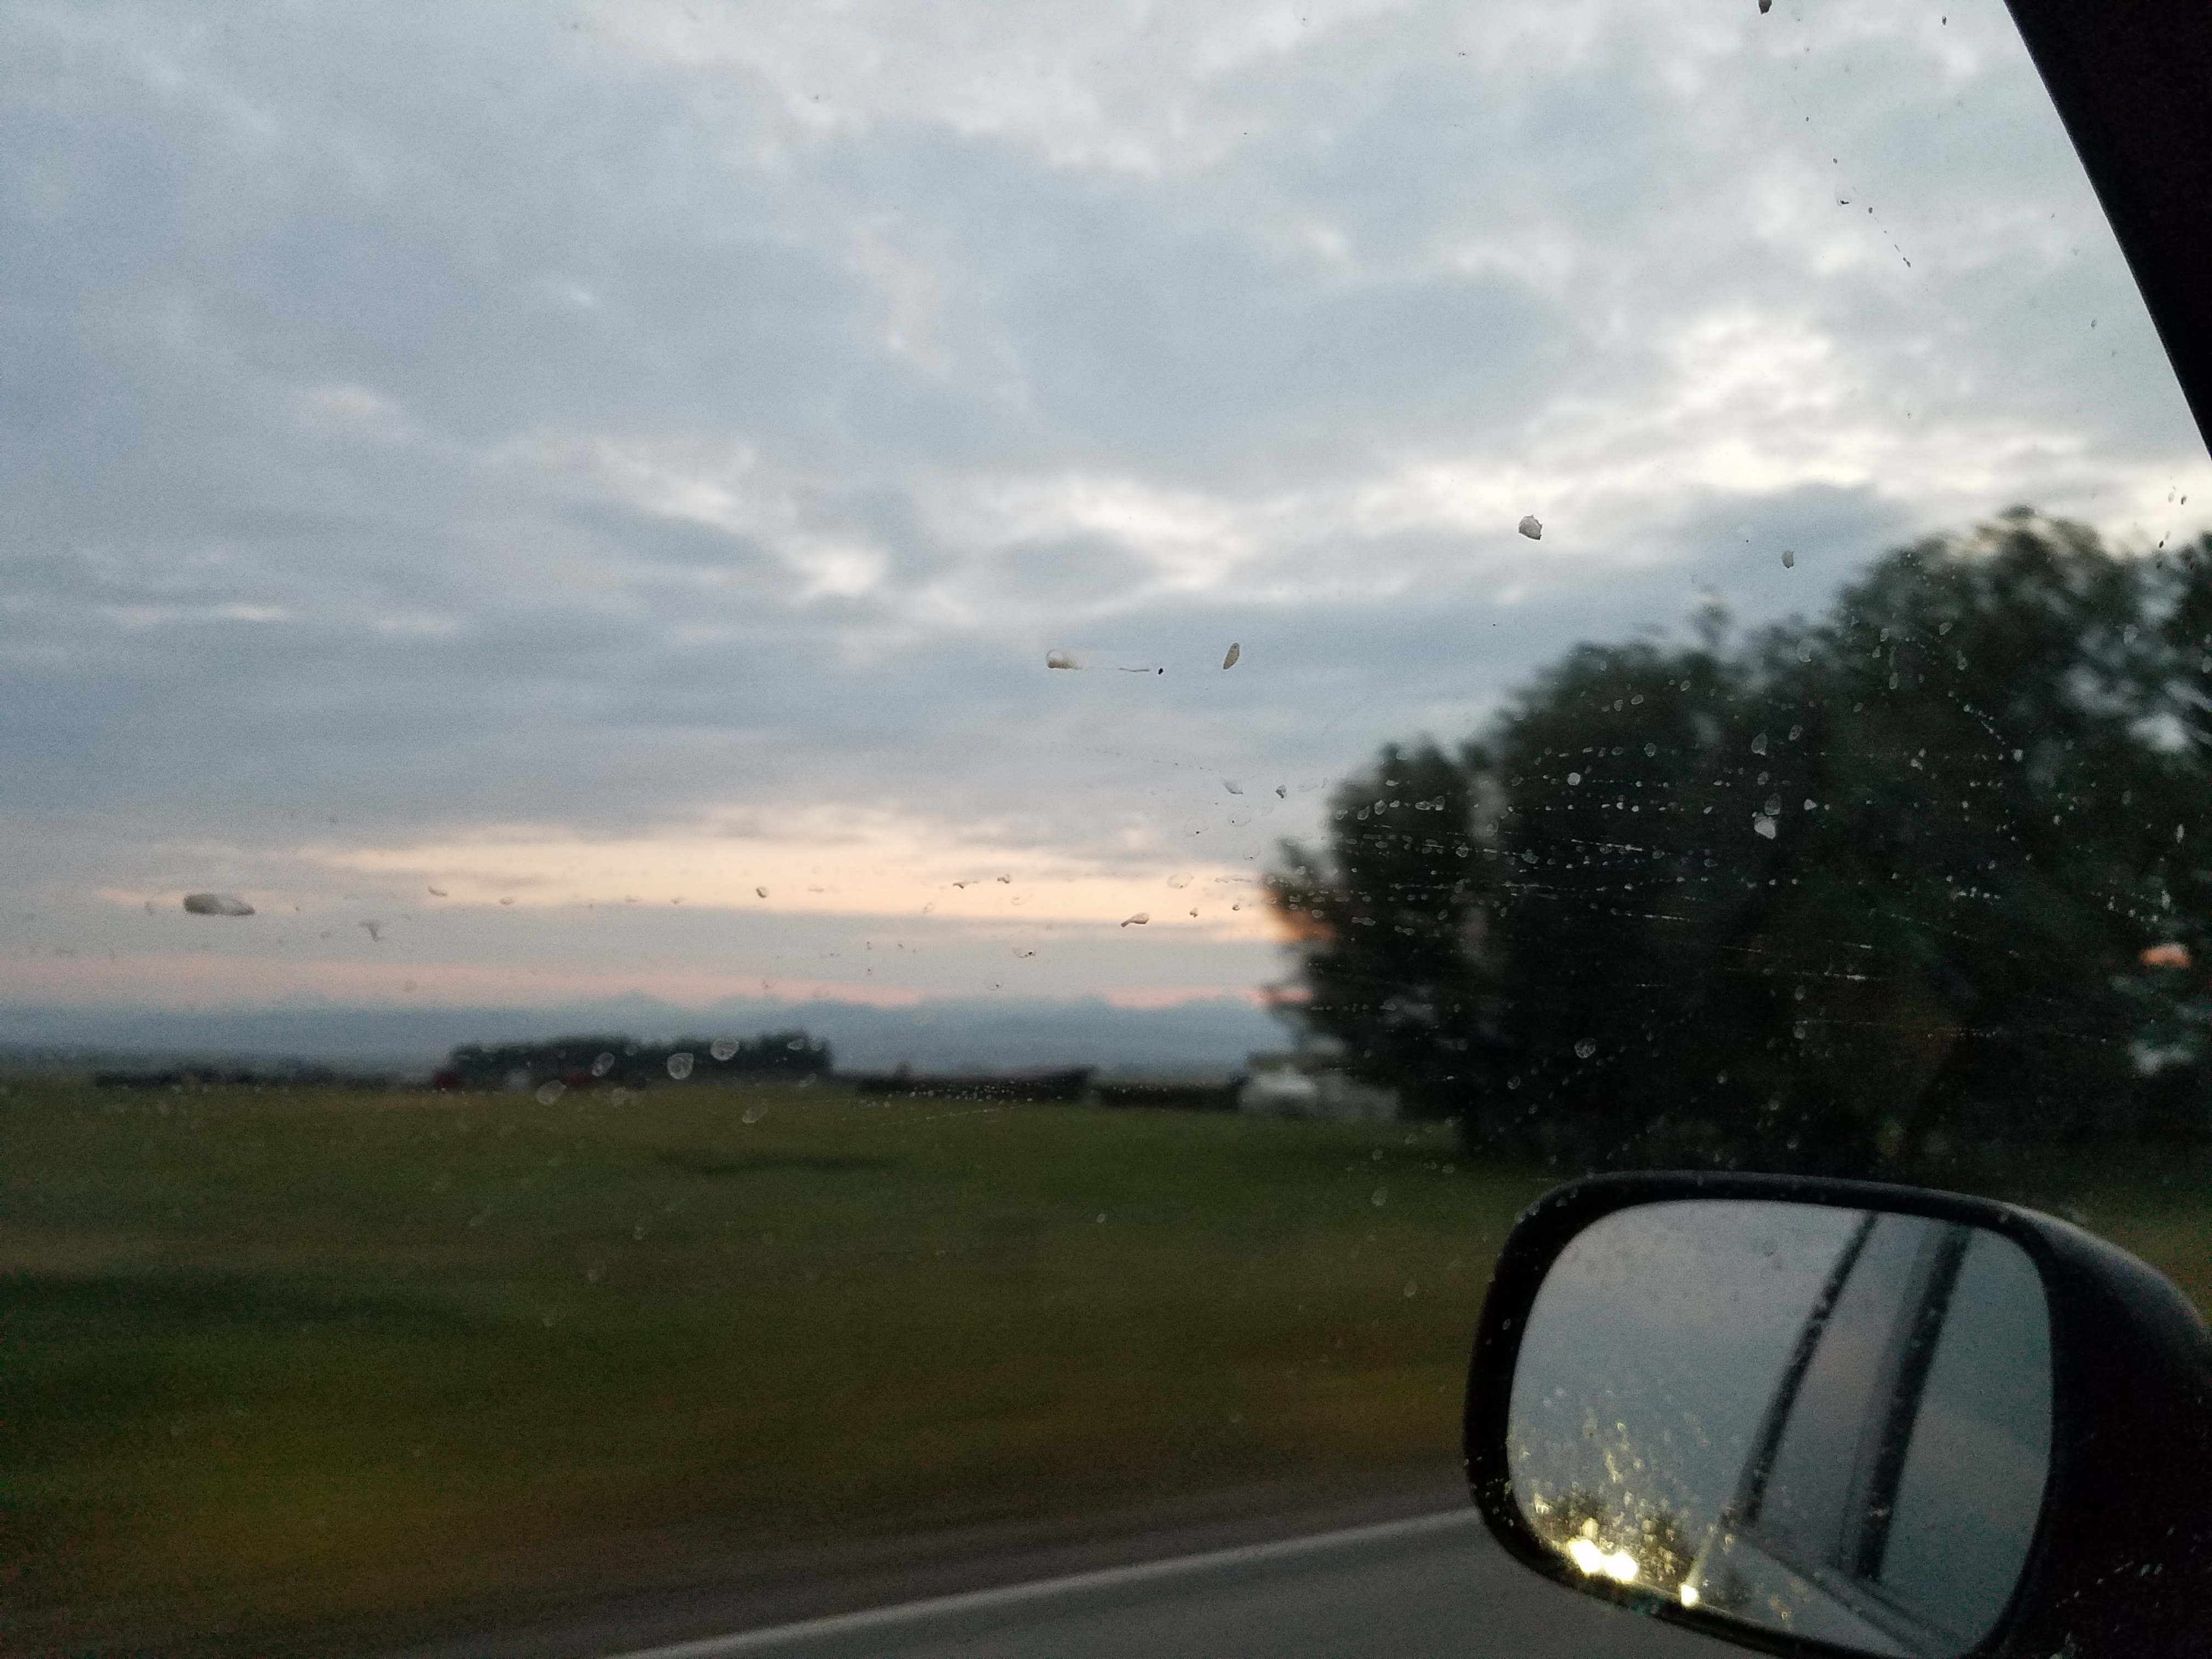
4,0 -> 2208,1019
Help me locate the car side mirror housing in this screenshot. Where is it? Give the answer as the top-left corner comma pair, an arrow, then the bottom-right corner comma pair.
1463,1173 -> 2212,1658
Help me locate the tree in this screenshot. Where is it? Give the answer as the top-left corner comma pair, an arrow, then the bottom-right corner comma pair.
1269,515 -> 2212,1172
1267,741 -> 1503,1119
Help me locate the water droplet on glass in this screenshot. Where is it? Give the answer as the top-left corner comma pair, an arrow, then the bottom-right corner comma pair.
427,885 -> 448,897
1403,1280 -> 1419,1299
1222,642 -> 1241,670
1574,1038 -> 1598,1059
1122,912 -> 1150,926
1764,794 -> 1781,815
359,919 -> 383,941
1517,515 -> 1543,540
710,1039 -> 738,1061
536,1081 -> 565,1105
1781,548 -> 1795,567
1753,815 -> 1778,839
1046,650 -> 1079,670
755,886 -> 769,898
1371,1187 -> 1388,1207
182,893 -> 254,917
1750,731 -> 1769,755
1566,771 -> 1582,786
1644,742 -> 1657,757
592,1053 -> 616,1076
666,1052 -> 694,1080
1223,779 -> 1244,795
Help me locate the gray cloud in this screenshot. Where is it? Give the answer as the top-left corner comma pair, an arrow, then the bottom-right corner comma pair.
3,0 -> 2204,1009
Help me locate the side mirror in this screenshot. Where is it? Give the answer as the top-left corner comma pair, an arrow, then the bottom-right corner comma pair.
1464,1173 -> 2212,1657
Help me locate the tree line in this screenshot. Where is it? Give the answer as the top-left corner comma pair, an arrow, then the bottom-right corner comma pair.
438,1030 -> 832,1092
1268,512 -> 2212,1173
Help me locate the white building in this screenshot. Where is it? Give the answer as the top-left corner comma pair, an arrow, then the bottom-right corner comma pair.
1237,1052 -> 1398,1124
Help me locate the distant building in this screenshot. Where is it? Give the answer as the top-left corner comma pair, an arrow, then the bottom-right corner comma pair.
1237,1051 -> 1398,1124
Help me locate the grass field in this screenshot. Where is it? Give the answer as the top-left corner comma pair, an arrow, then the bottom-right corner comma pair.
0,1077 -> 1549,1653
1929,1140 -> 2212,1316
6,1076 -> 2208,1656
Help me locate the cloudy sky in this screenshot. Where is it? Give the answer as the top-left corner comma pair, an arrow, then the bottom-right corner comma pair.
4,0 -> 2206,1017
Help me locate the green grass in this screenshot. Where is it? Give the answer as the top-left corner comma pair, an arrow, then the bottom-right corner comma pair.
1931,1141 -> 2212,1316
0,1079 -> 1547,1650
9,1077 -> 2207,1654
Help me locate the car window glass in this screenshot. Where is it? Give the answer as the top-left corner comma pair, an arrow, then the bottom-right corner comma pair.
1877,1227 -> 2053,1631
3,0 -> 2203,1651
1756,1215 -> 1934,1563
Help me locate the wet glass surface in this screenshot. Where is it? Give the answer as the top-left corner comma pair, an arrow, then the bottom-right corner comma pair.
1,0 -> 2199,1650
1510,1200 -> 2051,1656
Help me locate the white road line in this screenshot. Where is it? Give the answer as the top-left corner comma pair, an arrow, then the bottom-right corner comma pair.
603,1507 -> 1483,1658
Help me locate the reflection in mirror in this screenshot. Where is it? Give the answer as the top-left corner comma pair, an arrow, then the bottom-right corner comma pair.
1507,1201 -> 2052,1658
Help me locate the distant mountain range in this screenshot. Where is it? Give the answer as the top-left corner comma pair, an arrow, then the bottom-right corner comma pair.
0,994 -> 1287,1078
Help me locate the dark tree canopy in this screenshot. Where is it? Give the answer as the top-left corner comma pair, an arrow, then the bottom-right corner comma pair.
1269,514 -> 2212,1173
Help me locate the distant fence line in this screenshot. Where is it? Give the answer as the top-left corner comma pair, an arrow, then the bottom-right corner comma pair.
436,1030 -> 833,1092
65,1044 -> 1255,1114
89,1065 -> 383,1091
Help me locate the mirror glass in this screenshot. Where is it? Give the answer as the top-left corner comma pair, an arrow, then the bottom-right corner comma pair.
1506,1201 -> 2052,1657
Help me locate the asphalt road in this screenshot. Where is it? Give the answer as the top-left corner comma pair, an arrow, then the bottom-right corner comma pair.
601,1511 -> 1731,1659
